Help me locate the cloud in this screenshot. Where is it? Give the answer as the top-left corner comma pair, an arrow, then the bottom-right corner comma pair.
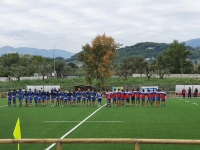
0,0 -> 199,53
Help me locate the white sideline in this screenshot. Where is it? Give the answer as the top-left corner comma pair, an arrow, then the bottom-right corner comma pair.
45,104 -> 106,150
193,103 -> 198,105
44,121 -> 123,123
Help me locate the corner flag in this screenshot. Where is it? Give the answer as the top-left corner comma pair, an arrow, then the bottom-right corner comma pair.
13,118 -> 21,150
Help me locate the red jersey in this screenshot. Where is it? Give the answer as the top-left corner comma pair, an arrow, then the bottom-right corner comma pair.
125,92 -> 130,98
121,92 -> 125,99
160,92 -> 166,100
151,91 -> 156,98
147,92 -> 151,99
131,91 -> 135,97
117,92 -> 121,98
141,92 -> 146,99
135,91 -> 141,99
112,92 -> 117,98
106,92 -> 111,99
156,92 -> 160,98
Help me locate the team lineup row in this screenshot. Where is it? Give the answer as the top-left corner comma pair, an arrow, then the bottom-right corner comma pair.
6,88 -> 167,107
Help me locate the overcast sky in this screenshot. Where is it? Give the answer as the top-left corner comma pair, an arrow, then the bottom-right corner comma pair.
0,0 -> 199,53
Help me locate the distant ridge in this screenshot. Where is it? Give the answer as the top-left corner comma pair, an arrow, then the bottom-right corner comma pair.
0,46 -> 74,58
184,38 -> 200,48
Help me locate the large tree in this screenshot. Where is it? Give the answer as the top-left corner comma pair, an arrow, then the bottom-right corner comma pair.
163,40 -> 192,74
78,34 -> 122,88
115,57 -> 135,80
151,55 -> 172,79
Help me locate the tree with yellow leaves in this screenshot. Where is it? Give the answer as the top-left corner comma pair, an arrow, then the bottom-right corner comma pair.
78,34 -> 122,89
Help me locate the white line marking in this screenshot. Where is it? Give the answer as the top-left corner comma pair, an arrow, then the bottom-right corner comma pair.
45,104 -> 106,150
44,121 -> 123,123
193,103 -> 198,105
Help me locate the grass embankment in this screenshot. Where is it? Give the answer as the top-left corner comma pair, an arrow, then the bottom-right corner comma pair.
0,77 -> 200,92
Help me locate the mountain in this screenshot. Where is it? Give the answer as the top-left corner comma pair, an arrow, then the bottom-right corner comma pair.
0,46 -> 74,59
65,42 -> 171,63
185,38 -> 200,48
66,42 -> 199,63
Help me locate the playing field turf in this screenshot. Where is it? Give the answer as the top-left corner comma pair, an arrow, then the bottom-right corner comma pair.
0,98 -> 200,150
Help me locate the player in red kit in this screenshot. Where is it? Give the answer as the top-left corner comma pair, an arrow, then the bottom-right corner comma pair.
146,90 -> 151,107
131,89 -> 135,106
112,89 -> 117,107
117,89 -> 121,106
106,90 -> 112,107
160,89 -> 167,106
125,89 -> 131,106
151,88 -> 156,106
120,90 -> 125,106
156,89 -> 161,107
135,89 -> 141,107
141,89 -> 146,106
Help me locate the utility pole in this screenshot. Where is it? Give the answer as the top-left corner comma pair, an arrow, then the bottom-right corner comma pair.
53,46 -> 56,78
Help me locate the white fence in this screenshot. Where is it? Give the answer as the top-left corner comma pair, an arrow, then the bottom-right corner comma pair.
0,76 -> 47,82
132,74 -> 200,78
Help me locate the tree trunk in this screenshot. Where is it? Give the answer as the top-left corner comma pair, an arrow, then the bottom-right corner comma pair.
17,76 -> 20,81
42,75 -> 45,81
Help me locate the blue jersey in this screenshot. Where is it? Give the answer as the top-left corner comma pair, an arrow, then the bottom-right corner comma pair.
59,92 -> 64,100
38,92 -> 42,100
64,93 -> 68,101
77,91 -> 82,97
86,91 -> 91,99
97,93 -> 102,99
8,91 -> 12,100
68,93 -> 72,100
24,92 -> 29,100
72,93 -> 76,100
8,92 -> 12,97
12,91 -> 17,100
41,91 -> 46,99
91,91 -> 96,100
55,92 -> 60,100
28,91 -> 33,100
18,91 -> 23,100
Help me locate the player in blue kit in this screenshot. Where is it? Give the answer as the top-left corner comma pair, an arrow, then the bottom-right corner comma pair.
38,90 -> 42,106
55,91 -> 60,106
72,91 -> 77,106
12,89 -> 17,107
76,88 -> 81,106
97,90 -> 102,107
18,89 -> 24,107
7,89 -> 12,107
33,89 -> 38,107
86,89 -> 91,106
28,89 -> 33,107
63,91 -> 68,106
23,90 -> 29,107
91,90 -> 97,106
59,90 -> 64,107
81,90 -> 86,106
67,91 -> 72,106
41,90 -> 46,106
46,90 -> 51,107
50,88 -> 55,107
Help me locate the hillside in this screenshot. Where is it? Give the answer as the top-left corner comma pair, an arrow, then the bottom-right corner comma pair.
185,38 -> 200,48
0,46 -> 74,59
66,42 -> 198,63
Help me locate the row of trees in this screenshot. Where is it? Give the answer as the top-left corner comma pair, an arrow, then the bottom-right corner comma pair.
115,40 -> 195,80
78,34 -> 197,89
0,54 -> 82,80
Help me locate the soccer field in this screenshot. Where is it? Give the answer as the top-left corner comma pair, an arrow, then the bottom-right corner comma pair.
0,98 -> 200,150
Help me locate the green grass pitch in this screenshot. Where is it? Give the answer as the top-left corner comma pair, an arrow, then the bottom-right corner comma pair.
0,98 -> 200,150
